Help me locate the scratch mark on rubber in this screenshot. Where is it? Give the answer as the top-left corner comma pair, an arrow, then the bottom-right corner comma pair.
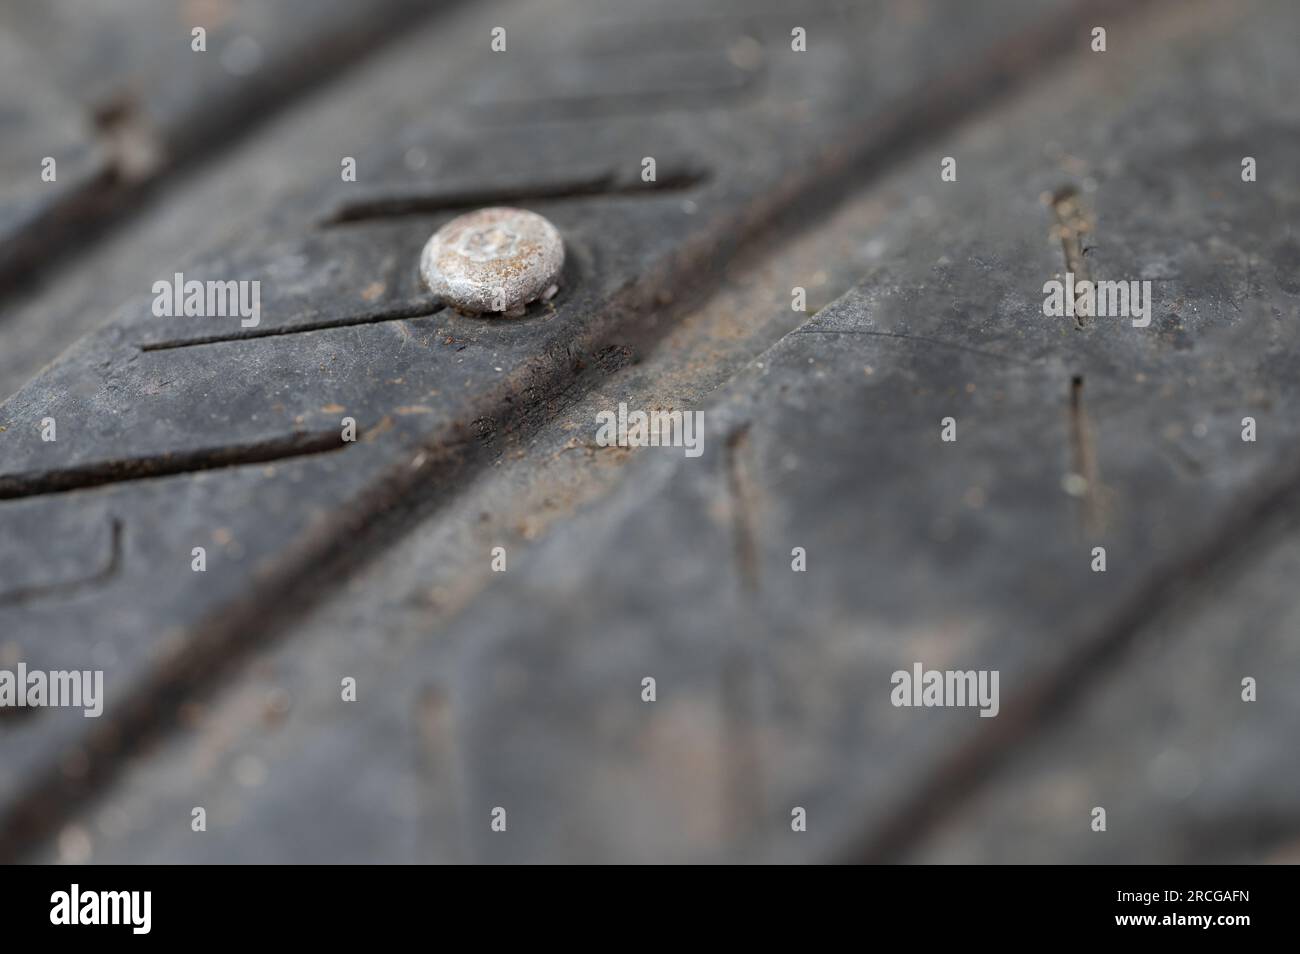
1050,185 -> 1093,329
139,299 -> 443,351
0,517 -> 123,608
319,169 -> 709,227
1068,374 -> 1106,536
724,424 -> 760,594
0,432 -> 349,500
721,423 -> 766,847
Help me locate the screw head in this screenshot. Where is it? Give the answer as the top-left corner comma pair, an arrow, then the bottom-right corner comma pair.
419,207 -> 564,315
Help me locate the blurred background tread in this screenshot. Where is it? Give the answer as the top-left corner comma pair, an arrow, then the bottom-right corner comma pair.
0,0 -> 444,296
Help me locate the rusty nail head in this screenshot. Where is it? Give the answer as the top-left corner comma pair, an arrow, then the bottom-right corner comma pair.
419,207 -> 564,316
